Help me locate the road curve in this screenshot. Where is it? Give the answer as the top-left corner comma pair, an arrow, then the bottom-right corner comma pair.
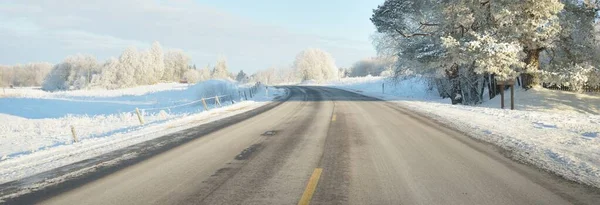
25,86 -> 600,204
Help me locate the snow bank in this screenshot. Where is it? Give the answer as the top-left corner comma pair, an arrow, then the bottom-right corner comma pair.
330,77 -> 600,188
0,81 -> 284,183
325,76 -> 438,100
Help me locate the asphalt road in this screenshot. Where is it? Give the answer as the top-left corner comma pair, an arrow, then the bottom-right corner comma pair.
37,86 -> 599,205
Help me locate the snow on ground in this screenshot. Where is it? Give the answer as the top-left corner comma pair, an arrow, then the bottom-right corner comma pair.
482,87 -> 600,115
327,76 -> 600,188
0,80 -> 284,184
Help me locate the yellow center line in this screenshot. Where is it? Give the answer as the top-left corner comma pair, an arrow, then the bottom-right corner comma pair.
331,114 -> 336,122
298,168 -> 323,205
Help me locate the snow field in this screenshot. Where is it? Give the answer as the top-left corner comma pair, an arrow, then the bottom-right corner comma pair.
327,76 -> 600,188
0,80 -> 284,183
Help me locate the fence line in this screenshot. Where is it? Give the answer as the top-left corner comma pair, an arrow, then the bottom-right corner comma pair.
134,83 -> 263,117
141,94 -> 231,112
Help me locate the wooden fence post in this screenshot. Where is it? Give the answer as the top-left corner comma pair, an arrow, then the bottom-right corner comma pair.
215,95 -> 222,107
135,108 -> 145,125
201,98 -> 209,111
70,125 -> 78,143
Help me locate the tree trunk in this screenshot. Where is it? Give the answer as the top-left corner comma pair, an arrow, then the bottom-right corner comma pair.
522,48 -> 543,89
446,65 -> 462,105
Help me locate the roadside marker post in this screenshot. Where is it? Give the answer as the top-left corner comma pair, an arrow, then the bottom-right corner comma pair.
135,108 -> 145,125
70,125 -> 78,143
498,80 -> 516,110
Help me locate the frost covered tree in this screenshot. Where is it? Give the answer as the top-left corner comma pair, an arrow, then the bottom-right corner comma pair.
42,55 -> 100,91
117,47 -> 139,88
371,0 -> 580,104
497,0 -> 564,88
293,48 -> 338,82
164,50 -> 191,82
539,0 -> 600,90
40,42 -> 196,90
198,65 -> 212,81
251,67 -> 299,85
1,63 -> 53,87
349,57 -> 397,77
43,63 -> 69,91
149,42 -> 165,84
90,57 -> 120,89
211,58 -> 230,79
136,51 -> 153,85
183,69 -> 201,83
236,70 -> 248,83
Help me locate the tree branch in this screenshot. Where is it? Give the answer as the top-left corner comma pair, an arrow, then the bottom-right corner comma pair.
394,28 -> 432,38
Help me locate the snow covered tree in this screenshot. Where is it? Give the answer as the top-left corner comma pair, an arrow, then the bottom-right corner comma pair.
42,55 -> 100,91
40,42 -> 195,90
293,48 -> 338,82
198,65 -> 212,81
371,0 -> 574,103
539,0 -> 600,90
183,69 -> 201,83
117,47 -> 139,88
90,57 -> 120,89
136,51 -> 153,85
1,63 -> 53,87
42,63 -> 69,91
498,0 -> 564,88
149,41 -> 165,84
164,50 -> 191,82
236,70 -> 248,83
211,58 -> 230,79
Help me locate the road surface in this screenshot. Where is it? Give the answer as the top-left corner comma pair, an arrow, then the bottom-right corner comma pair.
32,86 -> 600,204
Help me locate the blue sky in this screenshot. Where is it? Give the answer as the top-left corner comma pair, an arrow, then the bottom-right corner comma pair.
0,0 -> 383,73
198,0 -> 381,42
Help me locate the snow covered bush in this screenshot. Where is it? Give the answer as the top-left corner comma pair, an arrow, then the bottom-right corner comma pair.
349,57 -> 396,77
293,48 -> 338,82
42,55 -> 100,91
183,69 -> 201,84
542,63 -> 598,91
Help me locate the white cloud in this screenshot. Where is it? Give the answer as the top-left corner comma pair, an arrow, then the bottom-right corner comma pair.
0,0 -> 375,72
